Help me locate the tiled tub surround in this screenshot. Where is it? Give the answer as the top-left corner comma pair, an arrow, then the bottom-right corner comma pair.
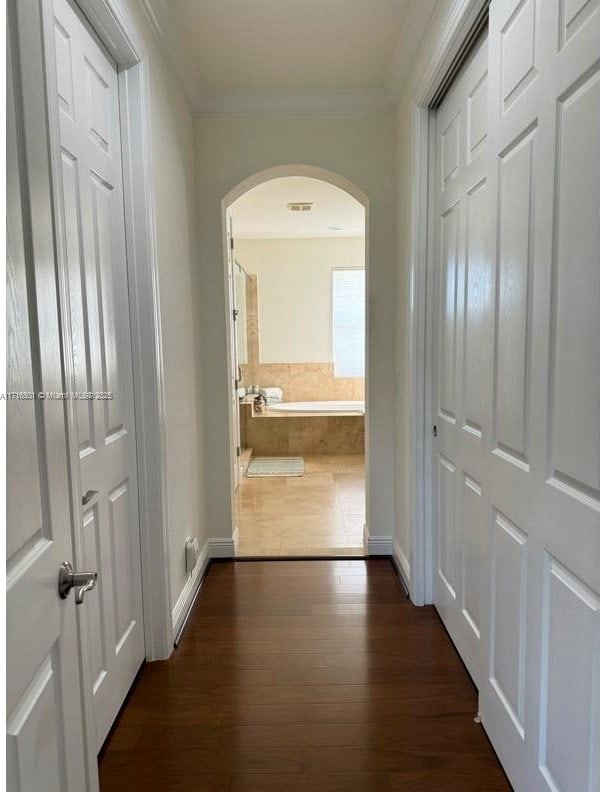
240,362 -> 365,402
235,454 -> 365,556
240,401 -> 364,456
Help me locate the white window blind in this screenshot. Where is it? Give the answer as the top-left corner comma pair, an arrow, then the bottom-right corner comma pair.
332,269 -> 365,378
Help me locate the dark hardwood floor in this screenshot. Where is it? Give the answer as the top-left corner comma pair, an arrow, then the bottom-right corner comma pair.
99,559 -> 511,791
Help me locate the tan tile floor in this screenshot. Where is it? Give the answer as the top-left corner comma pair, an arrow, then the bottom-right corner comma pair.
235,455 -> 365,556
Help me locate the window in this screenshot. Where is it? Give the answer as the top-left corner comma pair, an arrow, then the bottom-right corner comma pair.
332,268 -> 365,378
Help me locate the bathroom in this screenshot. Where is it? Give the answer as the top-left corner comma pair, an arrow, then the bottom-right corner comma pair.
229,176 -> 366,556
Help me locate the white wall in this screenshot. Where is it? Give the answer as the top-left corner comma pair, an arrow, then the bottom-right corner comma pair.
235,237 -> 364,363
122,1 -> 206,614
194,112 -> 396,543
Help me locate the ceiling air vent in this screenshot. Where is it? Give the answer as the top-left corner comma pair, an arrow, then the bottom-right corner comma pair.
287,202 -> 313,212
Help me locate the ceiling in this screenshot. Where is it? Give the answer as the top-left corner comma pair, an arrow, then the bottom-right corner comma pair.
172,0 -> 412,93
230,177 -> 365,238
143,0 -> 439,113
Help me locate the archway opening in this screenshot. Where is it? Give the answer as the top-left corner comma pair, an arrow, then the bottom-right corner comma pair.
222,168 -> 369,557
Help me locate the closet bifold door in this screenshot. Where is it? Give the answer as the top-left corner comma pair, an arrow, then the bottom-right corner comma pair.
431,30 -> 492,694
481,1 -> 600,791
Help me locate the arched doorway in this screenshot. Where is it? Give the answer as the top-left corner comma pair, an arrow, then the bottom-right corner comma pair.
222,166 -> 370,557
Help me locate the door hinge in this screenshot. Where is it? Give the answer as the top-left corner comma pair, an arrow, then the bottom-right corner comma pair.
234,378 -> 239,389
232,308 -> 239,321
433,424 -> 438,438
236,446 -> 241,458
230,236 -> 234,250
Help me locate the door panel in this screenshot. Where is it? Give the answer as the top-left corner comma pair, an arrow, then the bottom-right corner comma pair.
433,2 -> 600,790
6,2 -> 87,788
52,0 -> 144,751
549,66 -> 599,494
494,124 -> 535,466
438,206 -> 459,423
484,2 -> 600,789
462,474 -> 484,640
490,510 -> 528,739
539,560 -> 599,792
433,33 -> 490,688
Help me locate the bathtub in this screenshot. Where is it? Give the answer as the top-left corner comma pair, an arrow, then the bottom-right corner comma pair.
268,400 -> 365,415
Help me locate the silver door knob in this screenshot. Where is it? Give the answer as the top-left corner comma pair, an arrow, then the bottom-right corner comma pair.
58,561 -> 98,604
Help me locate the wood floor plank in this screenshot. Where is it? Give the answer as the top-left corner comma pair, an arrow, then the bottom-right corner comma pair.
99,559 -> 511,791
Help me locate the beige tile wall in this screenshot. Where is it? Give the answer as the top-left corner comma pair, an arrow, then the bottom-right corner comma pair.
240,362 -> 365,402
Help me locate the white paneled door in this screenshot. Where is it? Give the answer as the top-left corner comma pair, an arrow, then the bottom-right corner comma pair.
52,0 -> 145,751
6,4 -> 87,789
433,2 -> 600,790
433,32 -> 492,690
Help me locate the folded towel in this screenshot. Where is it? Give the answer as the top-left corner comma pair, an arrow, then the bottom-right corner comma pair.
259,387 -> 283,403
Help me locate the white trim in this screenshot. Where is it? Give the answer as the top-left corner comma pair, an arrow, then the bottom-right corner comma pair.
134,0 -> 480,118
366,532 -> 394,556
196,89 -> 395,117
117,50 -> 173,664
393,540 -> 411,587
172,535 -> 238,641
406,104 -> 432,606
132,0 -> 423,117
405,0 -> 488,605
138,0 -> 207,112
386,0 -> 439,103
411,0 -> 489,106
209,537 -> 237,558
172,540 -> 210,637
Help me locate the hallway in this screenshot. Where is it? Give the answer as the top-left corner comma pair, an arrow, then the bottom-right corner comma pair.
99,560 -> 510,791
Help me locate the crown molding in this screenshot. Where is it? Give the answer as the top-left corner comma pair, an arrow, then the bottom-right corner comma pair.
139,0 -> 209,112
385,0 -> 439,103
139,0 -> 470,117
406,0 -> 489,104
194,89 -> 395,117
138,0 -> 404,116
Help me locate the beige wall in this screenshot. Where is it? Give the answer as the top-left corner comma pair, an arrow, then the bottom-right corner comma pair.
235,237 -> 365,364
123,2 -> 206,613
194,112 -> 397,542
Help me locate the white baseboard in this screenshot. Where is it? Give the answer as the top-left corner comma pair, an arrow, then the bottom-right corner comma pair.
393,539 -> 411,592
366,532 -> 394,556
172,539 -> 210,637
208,536 -> 236,558
171,534 -> 237,640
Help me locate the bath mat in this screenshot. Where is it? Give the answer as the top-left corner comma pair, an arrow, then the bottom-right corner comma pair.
246,457 -> 305,477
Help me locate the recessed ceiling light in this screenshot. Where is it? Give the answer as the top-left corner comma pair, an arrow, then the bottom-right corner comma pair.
328,225 -> 342,231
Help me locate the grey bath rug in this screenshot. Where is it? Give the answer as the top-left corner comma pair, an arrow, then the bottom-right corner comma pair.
246,457 -> 305,477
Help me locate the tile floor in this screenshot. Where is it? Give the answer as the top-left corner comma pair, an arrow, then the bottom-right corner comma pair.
235,455 -> 365,556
